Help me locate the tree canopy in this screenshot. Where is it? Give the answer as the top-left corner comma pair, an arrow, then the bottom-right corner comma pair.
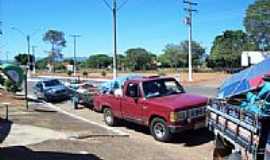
43,29 -> 66,72
244,0 -> 270,50
14,53 -> 34,66
82,54 -> 112,69
208,30 -> 256,68
36,57 -> 49,70
124,48 -> 156,71
158,41 -> 205,68
43,30 -> 66,48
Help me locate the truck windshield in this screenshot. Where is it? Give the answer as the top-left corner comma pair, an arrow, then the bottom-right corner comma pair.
142,79 -> 185,98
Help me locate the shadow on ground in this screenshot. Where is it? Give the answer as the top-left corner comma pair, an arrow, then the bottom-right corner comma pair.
0,146 -> 103,160
171,128 -> 214,146
0,119 -> 12,144
119,120 -> 213,146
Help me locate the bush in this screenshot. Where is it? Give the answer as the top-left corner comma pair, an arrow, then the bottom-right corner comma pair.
4,80 -> 19,93
55,63 -> 67,71
83,71 -> 88,77
101,71 -> 106,77
67,70 -> 73,76
158,71 -> 166,76
0,74 -> 5,85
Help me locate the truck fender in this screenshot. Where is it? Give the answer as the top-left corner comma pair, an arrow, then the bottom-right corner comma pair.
148,114 -> 167,126
100,103 -> 112,112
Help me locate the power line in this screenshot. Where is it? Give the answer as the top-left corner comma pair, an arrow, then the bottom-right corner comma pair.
117,0 -> 129,10
102,0 -> 113,10
183,0 -> 198,82
101,0 -> 129,11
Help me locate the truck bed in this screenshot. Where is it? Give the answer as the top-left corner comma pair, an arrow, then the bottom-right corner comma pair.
207,99 -> 270,155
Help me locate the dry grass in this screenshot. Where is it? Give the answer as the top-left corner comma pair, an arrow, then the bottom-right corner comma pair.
0,90 -> 25,108
34,70 -> 230,86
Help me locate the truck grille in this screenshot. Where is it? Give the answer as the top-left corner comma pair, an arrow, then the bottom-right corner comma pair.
188,107 -> 206,119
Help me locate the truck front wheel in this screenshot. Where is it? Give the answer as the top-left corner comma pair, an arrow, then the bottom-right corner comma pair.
150,118 -> 171,142
103,108 -> 117,126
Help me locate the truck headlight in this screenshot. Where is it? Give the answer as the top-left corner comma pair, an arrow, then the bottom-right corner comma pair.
170,111 -> 187,123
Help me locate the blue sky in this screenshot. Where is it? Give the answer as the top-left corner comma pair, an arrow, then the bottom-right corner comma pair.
0,0 -> 255,60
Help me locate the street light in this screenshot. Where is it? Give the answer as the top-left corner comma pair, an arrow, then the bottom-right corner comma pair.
11,27 -> 31,74
11,27 -> 30,110
11,26 -> 43,110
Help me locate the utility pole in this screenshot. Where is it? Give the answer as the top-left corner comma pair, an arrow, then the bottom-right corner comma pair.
112,0 -> 117,80
32,45 -> 37,74
26,35 -> 31,77
0,21 -> 2,36
102,0 -> 129,80
11,26 -> 42,111
70,34 -> 81,77
183,0 -> 198,82
11,27 -> 31,110
5,51 -> 9,62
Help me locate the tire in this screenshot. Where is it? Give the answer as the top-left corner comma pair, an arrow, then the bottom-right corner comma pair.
213,136 -> 234,160
150,118 -> 171,142
103,108 -> 117,126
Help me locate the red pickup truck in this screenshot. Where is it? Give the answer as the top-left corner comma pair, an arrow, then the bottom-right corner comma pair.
93,76 -> 208,142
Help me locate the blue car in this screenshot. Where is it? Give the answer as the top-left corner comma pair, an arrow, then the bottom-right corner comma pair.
33,79 -> 70,102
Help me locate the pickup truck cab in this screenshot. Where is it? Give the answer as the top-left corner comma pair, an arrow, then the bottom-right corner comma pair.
94,76 -> 208,142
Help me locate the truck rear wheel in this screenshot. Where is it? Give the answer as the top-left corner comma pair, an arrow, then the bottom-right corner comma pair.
213,135 -> 236,160
150,118 -> 171,142
103,108 -> 117,126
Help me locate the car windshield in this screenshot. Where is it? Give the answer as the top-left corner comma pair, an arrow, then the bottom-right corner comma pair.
44,80 -> 61,87
142,79 -> 185,98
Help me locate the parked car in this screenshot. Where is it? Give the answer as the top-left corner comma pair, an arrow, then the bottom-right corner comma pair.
33,79 -> 70,102
93,76 -> 208,142
69,82 -> 98,108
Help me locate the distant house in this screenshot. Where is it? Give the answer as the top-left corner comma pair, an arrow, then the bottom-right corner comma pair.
66,64 -> 74,72
62,62 -> 74,72
241,51 -> 270,67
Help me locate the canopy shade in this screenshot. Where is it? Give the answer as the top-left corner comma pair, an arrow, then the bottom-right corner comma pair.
0,64 -> 24,88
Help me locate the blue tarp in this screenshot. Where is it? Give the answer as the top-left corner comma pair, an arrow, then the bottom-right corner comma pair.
218,58 -> 270,98
98,74 -> 142,93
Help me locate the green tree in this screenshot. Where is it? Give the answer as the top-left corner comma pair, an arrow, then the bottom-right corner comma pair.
159,44 -> 184,69
159,41 -> 205,69
84,54 -> 112,69
36,57 -> 49,70
14,53 -> 34,65
179,40 -> 205,66
43,30 -> 66,72
5,79 -> 19,93
208,30 -> 256,68
117,54 -> 127,71
244,0 -> 270,50
124,48 -> 155,71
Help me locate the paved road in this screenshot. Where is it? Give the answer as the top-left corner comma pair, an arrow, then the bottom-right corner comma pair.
185,85 -> 217,97
27,78 -> 218,97
15,77 -> 216,160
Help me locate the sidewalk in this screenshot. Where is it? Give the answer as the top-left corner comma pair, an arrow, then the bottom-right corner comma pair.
0,100 -> 122,147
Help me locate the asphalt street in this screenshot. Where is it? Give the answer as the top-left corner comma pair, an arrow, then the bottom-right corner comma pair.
0,77 -> 218,160
27,78 -> 218,98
